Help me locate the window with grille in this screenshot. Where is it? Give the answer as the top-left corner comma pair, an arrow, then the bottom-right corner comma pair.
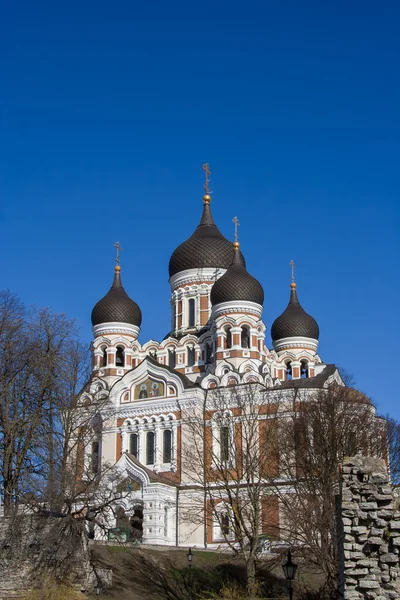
146,432 -> 155,465
188,298 -> 196,327
129,433 -> 138,457
163,430 -> 172,463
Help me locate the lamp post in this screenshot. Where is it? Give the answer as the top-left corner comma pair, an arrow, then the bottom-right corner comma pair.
282,549 -> 297,600
187,548 -> 193,599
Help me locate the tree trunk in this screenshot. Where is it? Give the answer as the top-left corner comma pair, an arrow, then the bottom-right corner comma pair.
246,553 -> 257,600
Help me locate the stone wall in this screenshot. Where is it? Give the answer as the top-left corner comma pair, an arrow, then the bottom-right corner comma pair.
338,456 -> 400,599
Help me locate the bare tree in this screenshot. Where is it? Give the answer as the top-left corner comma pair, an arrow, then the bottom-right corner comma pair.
276,384 -> 386,594
179,384 -> 280,600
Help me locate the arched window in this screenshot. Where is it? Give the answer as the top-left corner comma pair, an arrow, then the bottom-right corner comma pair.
220,426 -> 230,462
91,441 -> 100,475
101,347 -> 107,367
129,433 -> 138,457
187,347 -> 195,367
205,343 -> 213,364
163,430 -> 172,463
286,362 -> 292,381
146,431 -> 155,465
241,326 -> 250,349
116,346 -> 125,367
188,298 -> 196,327
225,327 -> 232,349
220,512 -> 230,537
168,349 -> 176,369
300,360 -> 308,379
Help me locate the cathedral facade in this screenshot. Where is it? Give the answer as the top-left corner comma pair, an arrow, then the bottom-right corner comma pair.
82,172 -> 367,548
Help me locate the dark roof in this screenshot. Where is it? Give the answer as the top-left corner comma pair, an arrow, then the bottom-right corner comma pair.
210,246 -> 264,306
271,284 -> 319,342
126,453 -> 178,486
168,201 -> 245,277
277,364 -> 336,389
91,268 -> 142,327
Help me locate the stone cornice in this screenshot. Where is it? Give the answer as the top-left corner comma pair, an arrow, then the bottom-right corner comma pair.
93,322 -> 140,338
169,268 -> 226,291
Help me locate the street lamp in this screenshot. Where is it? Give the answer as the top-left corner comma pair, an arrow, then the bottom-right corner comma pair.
282,549 -> 297,600
187,548 -> 194,599
187,547 -> 193,568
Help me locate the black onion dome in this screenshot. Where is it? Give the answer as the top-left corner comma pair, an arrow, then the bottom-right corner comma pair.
210,246 -> 264,306
91,267 -> 142,327
271,284 -> 319,342
168,200 -> 246,277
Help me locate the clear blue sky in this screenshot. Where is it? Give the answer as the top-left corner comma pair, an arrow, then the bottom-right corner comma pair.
1,1 -> 399,415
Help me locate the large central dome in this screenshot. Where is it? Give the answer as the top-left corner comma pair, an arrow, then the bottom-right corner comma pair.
169,197 -> 245,277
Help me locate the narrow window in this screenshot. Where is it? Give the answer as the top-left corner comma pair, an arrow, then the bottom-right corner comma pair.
300,360 -> 308,379
286,362 -> 292,381
220,426 -> 230,462
116,346 -> 125,367
226,328 -> 232,349
91,441 -> 99,475
102,347 -> 107,367
205,343 -> 213,364
129,433 -> 138,457
146,432 -> 155,465
168,349 -> 176,368
188,298 -> 196,327
187,347 -> 195,367
163,430 -> 172,463
221,513 -> 230,537
241,326 -> 250,349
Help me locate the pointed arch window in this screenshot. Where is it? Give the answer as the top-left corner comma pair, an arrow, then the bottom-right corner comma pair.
146,432 -> 155,465
116,346 -> 125,367
220,426 -> 230,462
188,298 -> 196,327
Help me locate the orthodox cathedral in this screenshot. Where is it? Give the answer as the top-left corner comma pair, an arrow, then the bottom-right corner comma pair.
83,167 -> 352,547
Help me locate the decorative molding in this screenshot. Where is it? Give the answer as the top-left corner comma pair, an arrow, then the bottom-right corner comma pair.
93,322 -> 140,338
212,301 -> 263,319
273,336 -> 318,352
169,268 -> 226,291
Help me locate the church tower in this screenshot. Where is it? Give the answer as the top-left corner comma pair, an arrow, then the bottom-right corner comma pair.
270,265 -> 320,380
210,240 -> 266,371
91,249 -> 142,379
167,164 -> 245,340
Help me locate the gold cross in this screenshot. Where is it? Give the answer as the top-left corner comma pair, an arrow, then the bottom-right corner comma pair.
232,216 -> 240,243
289,259 -> 295,282
202,163 -> 211,194
114,241 -> 123,264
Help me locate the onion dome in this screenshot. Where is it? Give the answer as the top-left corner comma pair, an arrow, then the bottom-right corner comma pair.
210,242 -> 264,306
271,282 -> 319,342
91,265 -> 142,327
168,195 -> 246,277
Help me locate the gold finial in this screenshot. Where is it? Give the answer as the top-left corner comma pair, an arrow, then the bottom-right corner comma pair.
202,163 -> 211,203
232,216 -> 240,245
114,241 -> 123,270
289,259 -> 296,288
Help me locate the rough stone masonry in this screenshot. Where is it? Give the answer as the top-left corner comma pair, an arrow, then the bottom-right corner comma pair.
338,455 -> 400,600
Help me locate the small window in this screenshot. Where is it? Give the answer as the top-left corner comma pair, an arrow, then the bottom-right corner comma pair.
241,326 -> 250,349
146,432 -> 155,465
300,360 -> 308,379
220,513 -> 230,537
226,328 -> 232,349
220,426 -> 230,462
205,343 -> 213,364
129,433 -> 138,457
116,346 -> 125,367
187,347 -> 195,367
188,298 -> 196,327
163,430 -> 172,463
102,347 -> 107,367
286,362 -> 292,381
168,349 -> 176,369
91,441 -> 99,475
